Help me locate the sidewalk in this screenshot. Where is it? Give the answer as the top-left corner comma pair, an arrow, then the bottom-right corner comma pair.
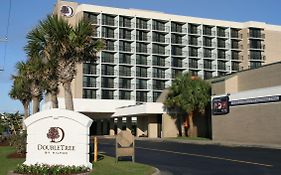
135,137 -> 281,150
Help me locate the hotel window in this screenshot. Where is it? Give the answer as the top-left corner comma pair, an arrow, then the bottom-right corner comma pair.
101,77 -> 114,88
153,92 -> 161,102
232,51 -> 240,60
119,66 -> 131,76
152,56 -> 165,66
232,62 -> 240,71
153,80 -> 165,90
102,27 -> 115,38
188,24 -> 199,34
136,79 -> 147,89
105,40 -> 115,51
218,50 -> 226,59
101,65 -> 114,75
217,61 -> 226,70
83,76 -> 96,87
152,20 -> 166,31
250,51 -> 262,60
119,53 -> 131,64
153,68 -> 165,78
136,67 -> 147,77
231,28 -> 240,38
119,16 -> 131,28
172,57 -> 182,67
250,62 -> 262,69
171,34 -> 183,44
136,43 -> 148,53
189,70 -> 198,76
83,63 -> 97,74
152,32 -> 166,43
136,18 -> 148,29
189,36 -> 198,45
249,40 -> 262,49
136,91 -> 147,102
217,27 -> 227,37
203,25 -> 212,35
172,69 -> 183,78
231,40 -> 240,49
119,29 -> 131,40
102,90 -> 114,99
119,91 -> 131,100
189,47 -> 198,57
171,22 -> 183,33
189,59 -> 198,69
203,37 -> 213,47
249,28 -> 263,38
136,30 -> 148,41
83,89 -> 96,99
119,41 -> 131,52
203,60 -> 212,69
102,14 -> 115,26
101,52 -> 114,63
119,78 -> 131,89
204,71 -> 213,79
217,38 -> 226,48
203,48 -> 213,58
171,46 -> 182,56
136,55 -> 148,65
153,44 -> 166,55
84,12 -> 98,24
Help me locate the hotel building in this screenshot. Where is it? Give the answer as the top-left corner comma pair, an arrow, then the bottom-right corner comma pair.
47,0 -> 281,138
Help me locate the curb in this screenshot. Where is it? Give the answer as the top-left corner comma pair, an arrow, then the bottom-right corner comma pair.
152,167 -> 161,175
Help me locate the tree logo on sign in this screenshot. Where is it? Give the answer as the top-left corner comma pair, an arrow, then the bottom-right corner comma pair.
47,127 -> 65,143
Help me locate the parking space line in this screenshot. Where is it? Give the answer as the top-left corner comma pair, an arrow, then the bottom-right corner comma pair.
136,146 -> 273,167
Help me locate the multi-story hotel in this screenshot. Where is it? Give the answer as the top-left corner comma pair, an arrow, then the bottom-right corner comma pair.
48,1 -> 281,137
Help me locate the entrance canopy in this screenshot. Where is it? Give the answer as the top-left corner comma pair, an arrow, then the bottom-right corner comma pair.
112,102 -> 165,118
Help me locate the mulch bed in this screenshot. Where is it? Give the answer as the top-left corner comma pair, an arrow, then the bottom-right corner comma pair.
7,152 -> 26,159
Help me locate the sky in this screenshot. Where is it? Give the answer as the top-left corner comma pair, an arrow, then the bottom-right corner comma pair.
0,0 -> 281,113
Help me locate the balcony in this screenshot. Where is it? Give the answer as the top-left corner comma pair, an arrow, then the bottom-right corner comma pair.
119,46 -> 134,53
136,35 -> 151,42
152,49 -> 170,56
188,29 -> 201,35
171,39 -> 188,45
217,42 -> 229,49
102,32 -> 118,39
203,53 -> 216,60
231,32 -> 243,39
102,19 -> 118,27
171,51 -> 187,57
152,25 -> 170,32
152,38 -> 170,44
203,42 -> 216,48
231,55 -> 243,62
171,27 -> 187,33
217,31 -> 229,38
189,40 -> 202,47
248,43 -> 265,50
119,21 -> 135,28
189,52 -> 202,58
104,45 -> 118,52
119,33 -> 134,41
231,43 -> 243,50
248,32 -> 265,39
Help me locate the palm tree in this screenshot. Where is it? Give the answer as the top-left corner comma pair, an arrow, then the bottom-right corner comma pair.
25,24 -> 60,108
28,15 -> 104,110
15,59 -> 43,114
9,75 -> 32,121
164,73 -> 211,137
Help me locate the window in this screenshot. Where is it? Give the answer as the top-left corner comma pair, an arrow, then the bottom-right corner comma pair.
153,56 -> 165,66
189,36 -> 198,45
218,50 -> 226,59
84,12 -> 98,24
153,80 -> 165,90
102,90 -> 114,99
232,51 -> 240,60
119,66 -> 131,76
217,38 -> 226,48
250,51 -> 262,60
101,52 -> 114,63
250,40 -> 262,49
102,14 -> 115,26
119,41 -> 131,52
83,89 -> 96,99
136,18 -> 148,29
152,32 -> 166,43
172,57 -> 182,67
153,68 -> 165,78
136,55 -> 147,65
119,16 -> 131,28
203,60 -> 212,69
119,29 -> 131,40
231,40 -> 240,49
232,62 -> 240,71
217,61 -> 226,70
119,53 -> 131,64
136,91 -> 147,102
172,69 -> 183,78
171,34 -> 183,44
171,46 -> 182,56
83,76 -> 96,87
153,44 -> 166,55
136,43 -> 148,53
189,47 -> 198,57
189,59 -> 198,68
171,22 -> 183,33
136,31 -> 148,41
101,65 -> 115,75
105,40 -> 115,51
231,28 -> 240,38
153,20 -> 166,31
189,70 -> 198,76
250,62 -> 262,69
83,63 -> 97,74
203,25 -> 213,35
136,67 -> 147,77
203,37 -> 213,47
203,48 -> 213,58
136,79 -> 147,89
217,27 -> 227,37
188,24 -> 199,34
119,78 -> 131,89
101,77 -> 114,88
102,27 -> 115,38
153,92 -> 161,102
119,91 -> 131,100
249,28 -> 263,38
204,71 -> 213,79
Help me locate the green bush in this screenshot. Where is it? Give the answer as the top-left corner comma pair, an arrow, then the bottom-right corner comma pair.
8,132 -> 27,155
14,164 -> 90,175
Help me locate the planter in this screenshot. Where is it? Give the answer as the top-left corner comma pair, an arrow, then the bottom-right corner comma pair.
8,171 -> 91,175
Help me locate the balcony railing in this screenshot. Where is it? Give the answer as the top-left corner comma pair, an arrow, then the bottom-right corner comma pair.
119,21 -> 135,28
188,29 -> 201,35
171,39 -> 188,45
102,19 -> 118,26
171,27 -> 187,33
152,25 -> 170,32
136,47 -> 151,54
152,38 -> 170,44
136,35 -> 151,42
119,46 -> 134,53
119,34 -> 134,40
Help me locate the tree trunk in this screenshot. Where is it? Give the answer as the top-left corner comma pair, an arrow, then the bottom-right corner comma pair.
187,111 -> 194,137
51,91 -> 59,108
22,102 -> 29,130
63,82 -> 74,110
32,96 -> 40,114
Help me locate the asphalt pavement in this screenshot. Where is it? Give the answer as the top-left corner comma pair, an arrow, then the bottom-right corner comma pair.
98,138 -> 281,175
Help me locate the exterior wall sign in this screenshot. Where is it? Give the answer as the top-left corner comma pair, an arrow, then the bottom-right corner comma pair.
230,95 -> 281,106
60,5 -> 74,17
24,109 -> 93,168
212,96 -> 229,115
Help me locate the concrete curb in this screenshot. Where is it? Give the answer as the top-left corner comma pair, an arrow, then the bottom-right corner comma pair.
152,167 -> 161,175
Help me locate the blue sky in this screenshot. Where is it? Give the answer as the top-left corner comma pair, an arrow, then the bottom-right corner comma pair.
0,0 -> 280,113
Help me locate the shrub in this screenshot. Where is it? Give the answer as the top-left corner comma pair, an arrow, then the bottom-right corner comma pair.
14,164 -> 90,175
8,131 -> 27,155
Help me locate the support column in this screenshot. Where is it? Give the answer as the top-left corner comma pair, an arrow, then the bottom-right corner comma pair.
126,117 -> 132,133
102,119 -> 109,135
117,117 -> 122,134
96,120 -> 102,135
109,118 -> 115,136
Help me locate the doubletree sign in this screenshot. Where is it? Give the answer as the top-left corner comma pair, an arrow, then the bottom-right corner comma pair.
212,96 -> 230,115
24,109 -> 93,168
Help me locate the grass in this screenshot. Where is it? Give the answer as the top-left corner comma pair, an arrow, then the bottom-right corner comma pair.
0,146 -> 24,175
0,146 -> 155,175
